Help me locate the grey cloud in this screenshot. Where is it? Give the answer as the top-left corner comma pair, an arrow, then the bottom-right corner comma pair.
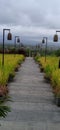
0,0 -> 60,44
0,0 -> 60,29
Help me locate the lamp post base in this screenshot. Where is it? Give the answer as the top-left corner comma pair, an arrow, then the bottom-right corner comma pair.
58,59 -> 60,68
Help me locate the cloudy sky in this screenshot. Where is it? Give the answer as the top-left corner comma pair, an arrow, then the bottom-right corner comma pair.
0,0 -> 60,45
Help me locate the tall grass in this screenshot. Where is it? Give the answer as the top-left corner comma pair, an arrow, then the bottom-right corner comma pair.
0,54 -> 25,118
0,54 -> 25,86
35,55 -> 60,97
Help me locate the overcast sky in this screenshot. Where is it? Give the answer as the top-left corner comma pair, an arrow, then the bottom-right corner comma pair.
0,0 -> 60,44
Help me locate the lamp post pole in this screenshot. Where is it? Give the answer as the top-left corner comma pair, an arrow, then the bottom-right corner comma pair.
19,38 -> 20,49
53,30 -> 60,68
2,29 -> 12,66
42,37 -> 48,62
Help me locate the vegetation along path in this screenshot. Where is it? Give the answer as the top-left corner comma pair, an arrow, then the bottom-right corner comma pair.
0,57 -> 60,130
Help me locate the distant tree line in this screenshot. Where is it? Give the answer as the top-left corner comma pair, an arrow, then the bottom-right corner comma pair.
0,47 -> 26,56
0,45 -> 60,57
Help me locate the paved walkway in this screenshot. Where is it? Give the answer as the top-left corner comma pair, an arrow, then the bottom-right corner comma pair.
0,57 -> 60,130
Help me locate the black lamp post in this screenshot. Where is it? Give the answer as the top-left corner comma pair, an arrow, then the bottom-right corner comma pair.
53,31 -> 60,68
2,29 -> 12,66
15,36 -> 20,48
15,36 -> 20,55
42,37 -> 48,62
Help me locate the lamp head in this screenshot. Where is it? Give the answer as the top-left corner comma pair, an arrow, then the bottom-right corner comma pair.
53,34 -> 58,42
7,32 -> 12,40
17,38 -> 20,43
42,39 -> 45,44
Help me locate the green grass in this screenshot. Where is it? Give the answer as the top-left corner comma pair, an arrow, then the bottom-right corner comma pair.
0,54 -> 25,118
0,54 -> 25,86
35,55 -> 60,97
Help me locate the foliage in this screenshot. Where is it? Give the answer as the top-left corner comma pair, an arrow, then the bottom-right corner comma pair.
0,96 -> 11,118
0,54 -> 25,86
0,54 -> 25,98
35,55 -> 60,97
55,49 -> 60,56
0,105 -> 11,118
0,54 -> 25,118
